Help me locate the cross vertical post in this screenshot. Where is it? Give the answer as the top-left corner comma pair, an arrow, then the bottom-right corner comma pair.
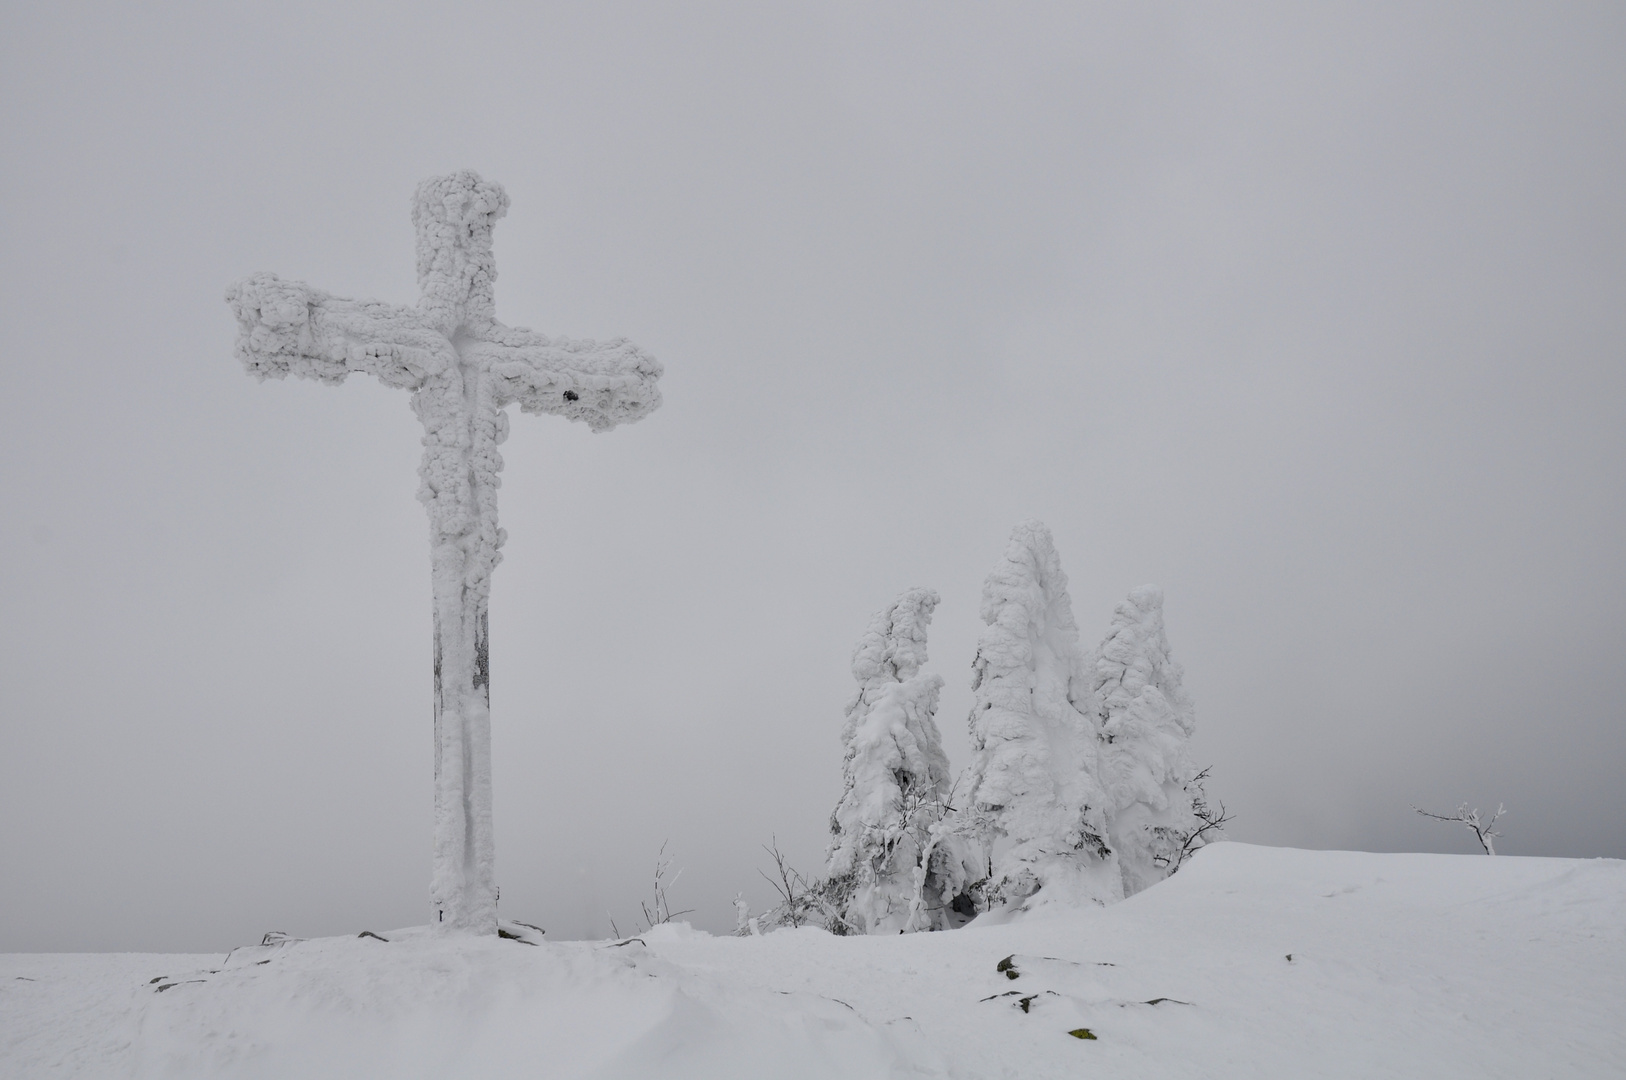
226,172 -> 663,932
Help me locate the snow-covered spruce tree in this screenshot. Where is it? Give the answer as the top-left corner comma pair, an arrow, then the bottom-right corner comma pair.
823,587 -> 965,933
960,522 -> 1121,912
1090,585 -> 1203,895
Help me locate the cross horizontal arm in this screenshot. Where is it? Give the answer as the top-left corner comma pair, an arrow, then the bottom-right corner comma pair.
467,323 -> 663,433
226,272 -> 454,391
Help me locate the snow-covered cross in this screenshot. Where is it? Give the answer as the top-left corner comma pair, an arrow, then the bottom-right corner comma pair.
226,172 -> 662,933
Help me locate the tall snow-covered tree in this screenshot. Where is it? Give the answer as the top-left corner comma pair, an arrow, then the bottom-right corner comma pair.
960,521 -> 1121,911
824,587 -> 963,933
1090,585 -> 1202,895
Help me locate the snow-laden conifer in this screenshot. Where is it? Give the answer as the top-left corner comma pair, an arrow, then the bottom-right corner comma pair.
961,522 -> 1121,911
1090,585 -> 1202,895
823,587 -> 963,933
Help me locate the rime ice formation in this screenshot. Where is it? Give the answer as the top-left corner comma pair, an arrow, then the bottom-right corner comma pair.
226,172 -> 662,934
824,587 -> 963,933
1090,585 -> 1201,895
961,521 -> 1121,910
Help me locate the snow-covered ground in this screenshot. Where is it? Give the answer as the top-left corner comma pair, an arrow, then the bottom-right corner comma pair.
5,843 -> 1622,1079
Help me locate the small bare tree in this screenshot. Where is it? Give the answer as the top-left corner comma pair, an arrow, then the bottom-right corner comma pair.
639,840 -> 694,930
758,836 -> 817,928
757,837 -> 860,934
1413,802 -> 1505,855
902,776 -> 984,931
1167,766 -> 1232,873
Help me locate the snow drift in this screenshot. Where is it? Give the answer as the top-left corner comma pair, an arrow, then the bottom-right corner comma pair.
7,844 -> 1622,1079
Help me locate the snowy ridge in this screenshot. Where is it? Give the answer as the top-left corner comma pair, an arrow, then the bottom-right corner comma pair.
7,844 -> 1622,1079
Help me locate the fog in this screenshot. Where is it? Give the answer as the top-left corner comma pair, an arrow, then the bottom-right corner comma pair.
2,2 -> 1622,951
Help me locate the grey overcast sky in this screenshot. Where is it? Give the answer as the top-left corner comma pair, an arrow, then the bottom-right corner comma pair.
2,2 -> 1622,951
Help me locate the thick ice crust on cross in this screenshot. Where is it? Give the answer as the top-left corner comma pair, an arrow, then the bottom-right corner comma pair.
412,172 -> 509,334
474,326 -> 662,432
225,273 -> 452,390
226,176 -> 662,433
225,172 -> 663,934
225,273 -> 662,433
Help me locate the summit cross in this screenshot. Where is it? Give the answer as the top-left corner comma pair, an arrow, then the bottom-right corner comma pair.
226,172 -> 663,933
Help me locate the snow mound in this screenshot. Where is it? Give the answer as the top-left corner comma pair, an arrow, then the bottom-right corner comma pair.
6,845 -> 1623,1078
1,926 -> 922,1080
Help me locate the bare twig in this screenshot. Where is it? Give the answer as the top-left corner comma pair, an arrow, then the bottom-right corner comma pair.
904,775 -> 967,930
639,840 -> 695,930
759,836 -> 810,928
818,898 -> 864,936
1168,766 -> 1232,872
1414,802 -> 1504,855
